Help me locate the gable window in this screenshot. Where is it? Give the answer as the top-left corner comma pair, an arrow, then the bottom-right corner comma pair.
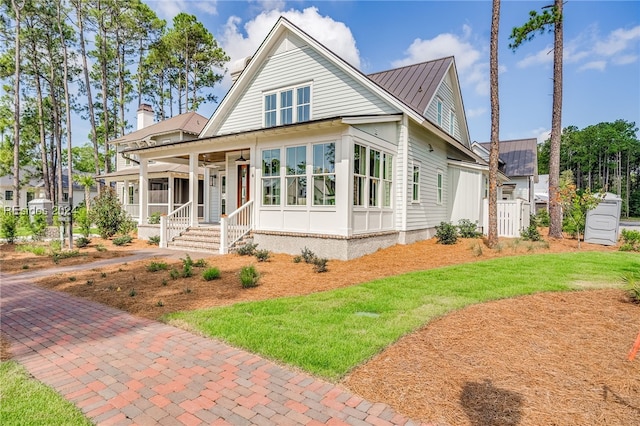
353,144 -> 366,206
437,99 -> 443,126
436,170 -> 443,205
286,145 -> 307,205
262,148 -> 280,205
449,110 -> 455,135
264,84 -> 311,127
312,142 -> 335,205
412,164 -> 420,202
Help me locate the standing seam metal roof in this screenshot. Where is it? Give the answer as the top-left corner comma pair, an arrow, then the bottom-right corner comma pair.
478,138 -> 538,177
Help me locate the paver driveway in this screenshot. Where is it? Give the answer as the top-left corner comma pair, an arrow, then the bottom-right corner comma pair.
1,259 -> 425,426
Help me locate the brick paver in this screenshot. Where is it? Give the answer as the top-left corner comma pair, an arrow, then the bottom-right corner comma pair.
1,257 -> 428,426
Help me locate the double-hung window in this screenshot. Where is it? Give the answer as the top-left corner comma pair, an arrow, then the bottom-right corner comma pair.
262,149 -> 280,205
353,144 -> 393,208
312,143 -> 335,205
436,170 -> 443,205
286,146 -> 307,205
264,84 -> 311,127
382,153 -> 393,207
412,164 -> 420,202
369,149 -> 381,207
353,144 -> 366,206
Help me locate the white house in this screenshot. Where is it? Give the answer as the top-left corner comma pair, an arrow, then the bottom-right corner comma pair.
117,17 -> 493,259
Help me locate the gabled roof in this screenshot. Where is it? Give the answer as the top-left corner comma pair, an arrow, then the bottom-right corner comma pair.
478,138 -> 538,177
109,112 -> 208,145
367,58 -> 453,120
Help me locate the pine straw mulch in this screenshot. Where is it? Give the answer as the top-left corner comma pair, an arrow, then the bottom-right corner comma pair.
3,232 -> 639,425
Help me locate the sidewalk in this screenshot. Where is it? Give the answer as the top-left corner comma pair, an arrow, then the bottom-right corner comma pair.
1,259 -> 427,425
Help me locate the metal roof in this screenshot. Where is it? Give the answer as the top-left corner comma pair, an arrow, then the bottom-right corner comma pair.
478,138 -> 538,177
367,57 -> 453,118
109,112 -> 208,145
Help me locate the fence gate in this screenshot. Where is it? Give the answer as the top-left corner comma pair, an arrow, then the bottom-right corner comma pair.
483,199 -> 531,238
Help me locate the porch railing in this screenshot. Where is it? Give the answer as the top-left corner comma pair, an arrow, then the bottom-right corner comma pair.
159,201 -> 192,248
220,200 -> 254,254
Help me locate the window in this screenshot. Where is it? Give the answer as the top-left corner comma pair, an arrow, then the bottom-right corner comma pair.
312,143 -> 335,205
484,176 -> 489,198
437,99 -> 443,126
286,146 -> 307,205
26,191 -> 35,203
412,164 -> 420,202
436,170 -> 443,205
353,144 -> 366,206
369,149 -> 381,207
264,84 -> 311,127
63,192 -> 69,202
5,190 -> 13,201
262,148 -> 280,205
382,153 -> 393,207
449,110 -> 455,135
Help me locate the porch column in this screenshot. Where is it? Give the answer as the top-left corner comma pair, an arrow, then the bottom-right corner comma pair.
138,158 -> 148,225
168,175 -> 174,213
203,167 -> 211,223
189,153 -> 198,227
123,179 -> 130,219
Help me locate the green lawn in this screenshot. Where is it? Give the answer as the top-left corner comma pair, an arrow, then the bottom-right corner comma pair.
166,251 -> 639,380
0,361 -> 91,425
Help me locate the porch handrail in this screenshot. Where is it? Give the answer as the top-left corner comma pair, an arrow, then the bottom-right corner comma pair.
159,201 -> 192,248
220,200 -> 254,254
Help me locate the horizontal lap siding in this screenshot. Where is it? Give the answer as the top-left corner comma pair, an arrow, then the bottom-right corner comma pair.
424,81 -> 459,140
217,34 -> 397,136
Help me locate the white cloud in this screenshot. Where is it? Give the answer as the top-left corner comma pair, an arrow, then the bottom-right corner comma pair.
219,6 -> 361,70
613,54 -> 638,65
516,46 -> 553,68
579,61 -> 606,72
466,107 -> 486,119
534,128 -> 551,144
391,25 -> 488,95
250,0 -> 286,12
594,26 -> 640,57
148,0 -> 218,19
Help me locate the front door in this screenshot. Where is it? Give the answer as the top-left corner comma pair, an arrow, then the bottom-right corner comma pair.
237,164 -> 250,208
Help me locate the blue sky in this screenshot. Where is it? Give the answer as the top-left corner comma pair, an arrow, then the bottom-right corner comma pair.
140,0 -> 640,143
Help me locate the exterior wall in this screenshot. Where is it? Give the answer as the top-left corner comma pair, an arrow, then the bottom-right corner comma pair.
137,224 -> 160,241
448,165 -> 484,225
424,80 -> 459,140
405,123 -> 450,231
215,31 -> 397,136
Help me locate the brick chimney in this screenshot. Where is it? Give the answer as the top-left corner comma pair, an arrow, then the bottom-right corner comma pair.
137,104 -> 154,130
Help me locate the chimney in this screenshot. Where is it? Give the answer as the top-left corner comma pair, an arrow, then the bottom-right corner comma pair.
137,103 -> 154,130
230,56 -> 252,84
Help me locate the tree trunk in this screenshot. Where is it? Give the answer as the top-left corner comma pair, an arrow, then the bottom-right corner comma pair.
35,73 -> 52,201
548,0 -> 564,239
11,0 -> 23,209
487,0 -> 501,248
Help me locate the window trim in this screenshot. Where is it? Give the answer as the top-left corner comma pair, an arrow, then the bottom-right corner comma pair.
263,82 -> 312,128
261,148 -> 281,206
436,98 -> 443,126
312,142 -> 336,206
285,145 -> 307,206
449,109 -> 455,135
436,169 -> 443,205
411,163 -> 420,203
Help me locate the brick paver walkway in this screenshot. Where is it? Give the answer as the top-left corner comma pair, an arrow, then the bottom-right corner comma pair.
1,265 -> 425,426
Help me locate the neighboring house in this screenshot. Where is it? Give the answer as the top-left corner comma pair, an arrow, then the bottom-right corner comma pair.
472,138 -> 538,213
100,107 -> 209,220
534,173 -> 549,213
119,17 -> 492,259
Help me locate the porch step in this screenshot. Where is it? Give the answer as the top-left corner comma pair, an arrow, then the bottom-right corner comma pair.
167,226 -> 220,254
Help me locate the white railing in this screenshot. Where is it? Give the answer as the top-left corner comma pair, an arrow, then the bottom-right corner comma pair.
124,204 -> 140,218
160,201 -> 192,248
483,199 -> 531,238
220,200 -> 254,254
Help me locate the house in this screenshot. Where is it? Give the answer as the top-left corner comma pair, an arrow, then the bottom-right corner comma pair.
118,17 -> 493,259
472,138 -> 538,213
100,107 -> 209,221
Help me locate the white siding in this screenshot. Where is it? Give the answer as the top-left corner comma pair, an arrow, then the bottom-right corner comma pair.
424,81 -> 459,140
448,166 -> 483,225
216,32 -> 398,136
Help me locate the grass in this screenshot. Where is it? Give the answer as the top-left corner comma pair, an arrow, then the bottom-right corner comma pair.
0,361 -> 91,425
165,252 -> 639,380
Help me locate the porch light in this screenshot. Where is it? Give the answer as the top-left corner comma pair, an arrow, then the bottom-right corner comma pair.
236,150 -> 246,162
209,175 -> 217,187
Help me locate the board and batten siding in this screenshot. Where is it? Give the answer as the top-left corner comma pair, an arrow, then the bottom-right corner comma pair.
448,165 -> 483,225
424,80 -> 460,141
405,124 -> 449,231
216,32 -> 398,136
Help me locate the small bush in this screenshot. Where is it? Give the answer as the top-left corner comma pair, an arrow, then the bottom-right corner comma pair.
457,219 -> 480,238
620,229 -> 640,252
112,235 -> 133,246
24,211 -> 47,241
182,287 -> 192,294
622,272 -> 640,304
22,264 -> 29,269
74,206 -> 92,238
237,242 -> 258,256
300,246 -> 316,264
129,288 -> 137,297
100,272 -> 107,278
156,300 -> 164,307
148,212 -> 162,225
471,242 -> 483,257
95,244 -> 107,252
90,188 -> 127,239
293,255 -> 302,263
181,254 -> 194,277
255,249 -> 271,262
75,237 -> 91,248
202,267 -> 221,281
69,276 -> 76,282
16,244 -> 46,256
147,261 -> 169,272
435,222 -> 458,245
118,217 -> 137,235
148,235 -> 160,246
1,210 -> 18,243
532,210 -> 550,227
51,250 -> 81,263
194,258 -> 207,267
240,265 -> 260,288
86,280 -> 94,286
312,257 -> 328,273
161,279 -> 168,286
520,224 -> 542,242
169,268 -> 180,280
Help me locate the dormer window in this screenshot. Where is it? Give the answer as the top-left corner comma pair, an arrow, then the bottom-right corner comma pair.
264,83 -> 311,128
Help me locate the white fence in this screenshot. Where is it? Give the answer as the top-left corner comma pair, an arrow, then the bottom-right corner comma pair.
483,199 -> 531,238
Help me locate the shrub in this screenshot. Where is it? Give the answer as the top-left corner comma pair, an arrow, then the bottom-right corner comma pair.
147,235 -> 160,245
129,288 -> 137,297
112,235 -> 133,246
202,267 -> 221,281
457,219 -> 480,238
237,242 -> 258,256
147,261 -> 169,272
169,268 -> 180,280
95,244 -> 107,252
194,258 -> 208,267
148,212 -> 162,225
312,257 -> 328,273
74,206 -> 92,238
240,265 -> 260,288
255,249 -> 271,262
619,229 -> 640,252
0,210 -> 18,243
181,254 -> 194,278
293,255 -> 302,263
75,237 -> 91,248
90,188 -> 127,239
532,210 -> 550,227
16,243 -> 46,256
300,246 -> 316,264
520,224 -> 542,242
622,272 -> 640,304
119,217 -> 137,235
26,211 -> 47,241
435,222 -> 458,245
52,250 -> 81,264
